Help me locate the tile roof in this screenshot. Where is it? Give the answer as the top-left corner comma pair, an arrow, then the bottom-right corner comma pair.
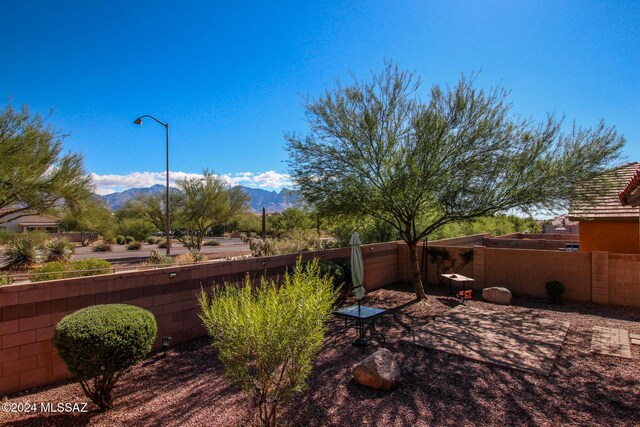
568,162 -> 640,220
619,166 -> 640,207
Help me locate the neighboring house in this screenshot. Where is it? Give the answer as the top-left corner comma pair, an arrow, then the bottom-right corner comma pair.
619,166 -> 640,207
0,213 -> 61,234
568,162 -> 640,254
542,214 -> 579,234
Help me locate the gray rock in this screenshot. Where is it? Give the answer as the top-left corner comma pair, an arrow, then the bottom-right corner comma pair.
352,348 -> 400,390
482,287 -> 513,305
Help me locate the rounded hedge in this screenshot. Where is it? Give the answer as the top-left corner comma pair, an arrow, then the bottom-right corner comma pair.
53,304 -> 157,383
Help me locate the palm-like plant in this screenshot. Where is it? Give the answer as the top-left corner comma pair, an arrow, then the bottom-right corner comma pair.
45,237 -> 75,262
4,236 -> 45,269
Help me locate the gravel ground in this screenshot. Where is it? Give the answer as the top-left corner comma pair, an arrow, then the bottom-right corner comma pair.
2,284 -> 639,427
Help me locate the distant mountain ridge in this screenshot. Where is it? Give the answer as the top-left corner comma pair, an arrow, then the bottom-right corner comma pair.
97,185 -> 301,213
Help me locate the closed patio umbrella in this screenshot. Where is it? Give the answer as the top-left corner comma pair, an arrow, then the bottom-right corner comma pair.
350,232 -> 365,302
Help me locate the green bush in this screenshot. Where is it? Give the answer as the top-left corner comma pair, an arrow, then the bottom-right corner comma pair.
202,239 -> 221,246
199,259 -> 337,427
3,236 -> 45,270
125,236 -> 135,244
93,241 -> 113,252
45,237 -> 75,262
157,240 -> 168,249
53,304 -> 157,409
0,272 -> 12,286
303,259 -> 346,296
146,237 -> 158,244
545,280 -> 565,304
30,259 -> 112,282
126,241 -> 142,250
147,249 -> 173,266
116,235 -> 126,245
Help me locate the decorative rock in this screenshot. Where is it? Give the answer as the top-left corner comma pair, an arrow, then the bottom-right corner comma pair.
352,348 -> 400,391
482,287 -> 513,305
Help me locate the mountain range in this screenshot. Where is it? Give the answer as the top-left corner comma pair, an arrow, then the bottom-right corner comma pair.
97,185 -> 301,213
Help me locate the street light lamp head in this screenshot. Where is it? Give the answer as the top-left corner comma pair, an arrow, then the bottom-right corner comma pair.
133,117 -> 143,125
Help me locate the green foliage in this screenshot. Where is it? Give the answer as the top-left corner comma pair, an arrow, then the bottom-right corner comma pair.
234,213 -> 262,233
116,235 -> 126,245
172,169 -> 250,250
313,260 -> 347,295
287,62 -> 623,299
118,219 -> 155,242
199,259 -> 337,427
3,236 -> 45,269
30,258 -> 112,282
126,241 -> 142,250
0,103 -> 93,225
157,240 -> 168,249
270,208 -> 314,232
93,241 -> 112,252
146,237 -> 159,244
545,280 -> 565,304
53,304 -> 157,409
249,230 -> 322,257
202,239 -> 220,246
147,249 -> 173,266
428,247 -> 474,286
125,235 -> 135,243
60,198 -> 115,246
0,272 -> 12,286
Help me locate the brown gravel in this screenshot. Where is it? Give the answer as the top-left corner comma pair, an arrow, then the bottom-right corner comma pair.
2,284 -> 639,426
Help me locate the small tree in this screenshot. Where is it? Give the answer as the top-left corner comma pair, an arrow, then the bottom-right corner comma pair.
288,62 -> 624,300
199,259 -> 337,427
60,198 -> 115,246
173,169 -> 250,250
0,103 -> 93,223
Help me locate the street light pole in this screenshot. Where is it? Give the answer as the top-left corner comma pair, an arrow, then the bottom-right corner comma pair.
133,114 -> 171,256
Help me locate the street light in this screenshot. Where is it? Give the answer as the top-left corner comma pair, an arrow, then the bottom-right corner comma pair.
133,114 -> 171,256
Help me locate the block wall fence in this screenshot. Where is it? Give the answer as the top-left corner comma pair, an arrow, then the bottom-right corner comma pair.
1,238 -> 639,394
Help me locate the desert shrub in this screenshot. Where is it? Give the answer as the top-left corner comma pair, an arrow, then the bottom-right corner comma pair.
174,251 -> 203,264
125,236 -> 135,244
199,259 -> 337,427
0,272 -> 12,286
93,241 -> 113,252
147,249 -> 173,266
45,237 -> 75,262
30,261 -> 70,281
53,304 -> 157,409
249,237 -> 276,257
0,231 -> 17,245
126,241 -> 142,250
30,259 -> 112,282
545,280 -> 565,304
3,236 -> 45,270
146,237 -> 158,244
72,258 -> 112,276
202,239 -> 221,246
116,235 -> 126,245
157,240 -> 168,249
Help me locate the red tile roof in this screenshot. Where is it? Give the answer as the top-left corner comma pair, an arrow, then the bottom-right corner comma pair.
619,166 -> 640,206
569,162 -> 640,220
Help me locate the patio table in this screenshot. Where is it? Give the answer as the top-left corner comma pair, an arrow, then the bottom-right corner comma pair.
333,303 -> 386,351
441,273 -> 475,296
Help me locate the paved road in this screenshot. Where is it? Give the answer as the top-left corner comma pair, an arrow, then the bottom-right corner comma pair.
1,238 -> 251,265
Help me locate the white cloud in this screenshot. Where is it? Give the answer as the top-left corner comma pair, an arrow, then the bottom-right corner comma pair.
90,170 -> 294,194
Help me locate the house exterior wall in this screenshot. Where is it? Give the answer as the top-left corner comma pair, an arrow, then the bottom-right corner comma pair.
578,220 -> 640,254
0,214 -> 60,234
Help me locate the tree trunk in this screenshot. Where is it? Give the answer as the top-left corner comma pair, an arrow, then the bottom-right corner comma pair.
407,240 -> 427,300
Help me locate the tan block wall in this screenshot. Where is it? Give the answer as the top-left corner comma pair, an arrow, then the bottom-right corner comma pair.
608,253 -> 640,307
0,242 -> 400,395
483,248 -> 592,301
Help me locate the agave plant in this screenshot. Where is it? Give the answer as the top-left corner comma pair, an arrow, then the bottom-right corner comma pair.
45,237 -> 75,262
4,236 -> 45,270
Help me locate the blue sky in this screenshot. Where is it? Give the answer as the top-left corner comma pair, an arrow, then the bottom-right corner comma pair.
1,1 -> 638,194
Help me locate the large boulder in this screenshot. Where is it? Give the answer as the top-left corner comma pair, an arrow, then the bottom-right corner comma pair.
482,287 -> 513,305
352,348 -> 400,390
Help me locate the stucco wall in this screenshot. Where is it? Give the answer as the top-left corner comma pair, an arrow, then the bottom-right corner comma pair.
579,220 -> 640,254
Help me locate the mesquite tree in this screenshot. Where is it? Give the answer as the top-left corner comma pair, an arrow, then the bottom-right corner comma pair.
287,63 -> 624,300
0,103 -> 93,222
